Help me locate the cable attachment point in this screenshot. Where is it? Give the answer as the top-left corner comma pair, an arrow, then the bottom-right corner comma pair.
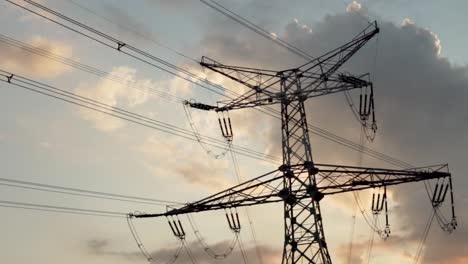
431,181 -> 449,208
381,225 -> 391,240
449,218 -> 458,231
168,216 -> 186,240
218,112 -> 233,142
6,74 -> 14,83
225,209 -> 241,233
117,42 -> 126,51
184,100 -> 217,111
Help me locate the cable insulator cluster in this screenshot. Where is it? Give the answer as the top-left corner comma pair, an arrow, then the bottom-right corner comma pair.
431,182 -> 449,208
218,112 -> 234,142
370,186 -> 391,240
359,84 -> 376,132
167,216 -> 186,240
225,209 -> 241,233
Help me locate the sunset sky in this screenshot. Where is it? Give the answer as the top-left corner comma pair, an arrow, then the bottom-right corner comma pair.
0,0 -> 467,264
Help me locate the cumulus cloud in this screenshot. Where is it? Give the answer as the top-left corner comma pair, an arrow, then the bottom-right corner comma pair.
0,35 -> 72,78
74,66 -> 152,132
195,5 -> 468,263
346,1 -> 362,13
138,135 -> 232,191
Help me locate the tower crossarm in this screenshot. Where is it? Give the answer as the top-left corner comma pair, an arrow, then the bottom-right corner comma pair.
197,22 -> 378,112
188,71 -> 372,111
296,21 -> 379,83
133,163 -> 450,219
133,169 -> 284,218
298,163 -> 451,195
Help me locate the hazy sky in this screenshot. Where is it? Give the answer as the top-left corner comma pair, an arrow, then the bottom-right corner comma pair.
0,1 -> 467,264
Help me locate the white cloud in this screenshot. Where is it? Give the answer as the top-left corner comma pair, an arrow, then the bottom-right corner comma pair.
74,66 -> 152,132
138,135 -> 232,191
0,35 -> 73,78
346,1 -> 362,13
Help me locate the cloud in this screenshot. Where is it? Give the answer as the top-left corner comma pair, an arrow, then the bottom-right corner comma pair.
87,238 -> 281,264
346,1 -> 362,13
0,35 -> 72,78
97,3 -> 156,42
138,135 -> 232,191
195,5 -> 468,263
74,66 -> 152,132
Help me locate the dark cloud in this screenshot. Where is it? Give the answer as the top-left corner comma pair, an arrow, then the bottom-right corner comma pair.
87,238 -> 281,264
98,3 -> 156,42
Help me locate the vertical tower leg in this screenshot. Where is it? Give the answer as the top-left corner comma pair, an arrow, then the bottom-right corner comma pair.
280,74 -> 332,264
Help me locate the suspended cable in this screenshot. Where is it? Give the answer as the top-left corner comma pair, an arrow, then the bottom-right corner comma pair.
365,216 -> 378,264
0,199 -> 127,218
6,0 -> 454,229
183,101 -> 231,159
186,214 -> 238,259
0,176 -> 181,206
127,215 -> 154,262
0,33 -> 281,163
127,215 -> 183,263
412,210 -> 435,264
3,0 -> 424,170
0,71 -> 281,164
199,0 -> 313,61
347,126 -> 365,263
237,233 -> 249,264
0,182 -> 172,206
4,5 -> 456,243
229,148 -> 263,264
0,34 -> 183,103
195,0 -> 414,168
182,240 -> 199,264
5,0 -> 232,98
64,0 -> 199,64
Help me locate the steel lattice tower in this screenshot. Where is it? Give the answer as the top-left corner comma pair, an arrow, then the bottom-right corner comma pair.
134,22 -> 457,264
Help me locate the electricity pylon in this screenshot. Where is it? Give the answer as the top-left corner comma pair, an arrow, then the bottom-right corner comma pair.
134,22 -> 456,263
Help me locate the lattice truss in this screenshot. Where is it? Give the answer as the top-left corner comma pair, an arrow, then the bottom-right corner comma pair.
135,22 -> 456,264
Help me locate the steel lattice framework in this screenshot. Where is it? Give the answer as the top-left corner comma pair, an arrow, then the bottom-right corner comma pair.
135,22 -> 456,264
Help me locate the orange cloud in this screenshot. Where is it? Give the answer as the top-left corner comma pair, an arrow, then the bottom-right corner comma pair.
0,35 -> 73,78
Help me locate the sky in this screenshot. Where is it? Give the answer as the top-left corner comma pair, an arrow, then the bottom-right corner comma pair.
0,0 -> 467,264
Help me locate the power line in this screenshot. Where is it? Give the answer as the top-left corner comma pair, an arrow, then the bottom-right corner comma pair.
0,70 -> 281,164
186,214 -> 238,259
195,0 -> 413,169
0,177 -> 180,206
5,0 -> 232,99
193,6 -> 453,260
127,216 -> 155,262
229,148 -> 263,264
0,34 -> 281,163
65,0 -> 199,64
0,34 -> 183,103
4,0 -> 420,170
199,0 -> 313,61
0,199 -> 127,218
0,32 -> 408,169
